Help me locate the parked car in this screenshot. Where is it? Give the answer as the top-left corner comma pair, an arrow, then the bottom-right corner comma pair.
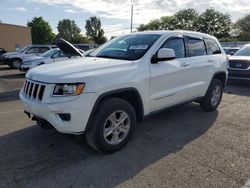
227,44 -> 250,81
18,48 -> 68,72
20,31 -> 228,153
19,47 -> 87,72
223,47 -> 240,56
0,48 -> 7,62
2,45 -> 56,68
73,44 -> 90,51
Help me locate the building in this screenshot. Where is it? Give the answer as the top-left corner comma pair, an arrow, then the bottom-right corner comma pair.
0,23 -> 32,52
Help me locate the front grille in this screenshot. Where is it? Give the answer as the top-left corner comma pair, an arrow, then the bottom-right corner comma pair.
23,80 -> 46,101
229,59 -> 250,69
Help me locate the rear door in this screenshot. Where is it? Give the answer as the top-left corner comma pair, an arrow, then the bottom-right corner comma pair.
150,36 -> 194,112
185,36 -> 213,98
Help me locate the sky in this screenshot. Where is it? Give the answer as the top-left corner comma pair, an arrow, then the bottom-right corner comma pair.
0,0 -> 250,39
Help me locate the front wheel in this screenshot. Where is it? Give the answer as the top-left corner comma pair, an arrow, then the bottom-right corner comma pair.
10,58 -> 22,69
85,97 -> 136,153
200,79 -> 223,112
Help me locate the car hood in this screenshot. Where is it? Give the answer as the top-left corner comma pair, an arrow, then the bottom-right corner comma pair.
26,57 -> 133,83
4,51 -> 19,57
56,38 -> 83,58
229,56 -> 250,61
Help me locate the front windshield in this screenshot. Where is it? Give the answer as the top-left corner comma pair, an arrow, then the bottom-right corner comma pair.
234,46 -> 250,56
18,46 -> 30,53
94,34 -> 161,60
42,49 -> 58,57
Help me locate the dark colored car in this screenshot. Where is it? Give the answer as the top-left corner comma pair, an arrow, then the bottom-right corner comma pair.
228,44 -> 250,81
223,47 -> 240,56
73,44 -> 90,51
0,48 -> 7,62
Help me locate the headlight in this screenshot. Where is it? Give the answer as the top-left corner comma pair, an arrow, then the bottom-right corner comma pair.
52,83 -> 85,96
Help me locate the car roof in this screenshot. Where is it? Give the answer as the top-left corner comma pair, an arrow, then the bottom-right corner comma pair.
28,45 -> 56,47
223,47 -> 240,49
130,30 -> 217,39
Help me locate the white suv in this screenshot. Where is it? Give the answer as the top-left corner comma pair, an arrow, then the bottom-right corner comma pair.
20,31 -> 228,153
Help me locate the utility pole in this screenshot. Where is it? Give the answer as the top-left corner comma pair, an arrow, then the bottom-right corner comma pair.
130,4 -> 133,33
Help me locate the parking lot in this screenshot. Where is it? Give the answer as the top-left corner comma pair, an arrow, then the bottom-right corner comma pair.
0,65 -> 250,188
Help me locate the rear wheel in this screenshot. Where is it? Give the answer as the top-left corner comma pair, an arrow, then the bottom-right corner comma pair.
85,97 -> 136,153
200,79 -> 223,111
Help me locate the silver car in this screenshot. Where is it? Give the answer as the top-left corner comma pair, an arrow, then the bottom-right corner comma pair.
19,48 -> 68,72
2,45 -> 56,68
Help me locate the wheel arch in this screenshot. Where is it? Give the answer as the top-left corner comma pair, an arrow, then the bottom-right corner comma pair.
212,71 -> 227,88
85,88 -> 144,131
10,57 -> 22,63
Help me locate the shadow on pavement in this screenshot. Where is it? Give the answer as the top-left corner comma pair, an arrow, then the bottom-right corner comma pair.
0,66 -> 13,71
0,89 -> 20,102
225,80 -> 250,97
0,73 -> 25,79
0,103 -> 217,187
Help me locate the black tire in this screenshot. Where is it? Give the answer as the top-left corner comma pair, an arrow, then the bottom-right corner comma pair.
9,58 -> 22,69
200,78 -> 223,112
85,97 -> 136,153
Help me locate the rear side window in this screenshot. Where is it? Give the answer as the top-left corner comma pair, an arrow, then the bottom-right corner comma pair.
187,38 -> 206,57
161,38 -> 185,59
205,39 -> 221,55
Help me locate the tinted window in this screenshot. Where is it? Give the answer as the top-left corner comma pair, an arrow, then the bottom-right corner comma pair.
187,38 -> 206,57
161,38 -> 185,59
39,47 -> 50,53
205,39 -> 221,55
26,47 -> 40,54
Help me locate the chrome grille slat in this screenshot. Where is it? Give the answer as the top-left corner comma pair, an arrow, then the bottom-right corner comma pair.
36,85 -> 41,99
22,80 -> 46,101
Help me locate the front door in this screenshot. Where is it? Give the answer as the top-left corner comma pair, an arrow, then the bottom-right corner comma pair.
150,37 -> 193,112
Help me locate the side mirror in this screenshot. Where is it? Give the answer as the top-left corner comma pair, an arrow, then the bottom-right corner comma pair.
151,48 -> 175,64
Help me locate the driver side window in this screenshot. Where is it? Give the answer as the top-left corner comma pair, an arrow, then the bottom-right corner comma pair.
161,38 -> 185,59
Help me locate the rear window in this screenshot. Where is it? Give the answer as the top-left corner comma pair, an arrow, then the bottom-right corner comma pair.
205,39 -> 221,55
187,38 -> 206,57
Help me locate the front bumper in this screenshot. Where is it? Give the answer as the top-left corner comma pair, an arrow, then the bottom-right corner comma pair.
20,91 -> 99,134
2,57 -> 10,64
228,68 -> 250,81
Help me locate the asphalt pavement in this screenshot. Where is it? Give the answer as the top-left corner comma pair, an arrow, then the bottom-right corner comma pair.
0,65 -> 250,188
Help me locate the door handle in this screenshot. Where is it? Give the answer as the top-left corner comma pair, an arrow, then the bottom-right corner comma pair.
181,62 -> 190,67
207,59 -> 214,63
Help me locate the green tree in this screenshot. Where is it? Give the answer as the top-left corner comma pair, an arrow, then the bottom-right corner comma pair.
138,19 -> 161,31
57,19 -> 88,43
171,8 -> 199,30
85,16 -> 107,44
160,16 -> 175,30
27,16 -> 55,44
234,14 -> 250,41
196,9 -> 231,38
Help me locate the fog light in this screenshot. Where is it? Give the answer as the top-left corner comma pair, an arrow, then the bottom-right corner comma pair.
57,113 -> 71,121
